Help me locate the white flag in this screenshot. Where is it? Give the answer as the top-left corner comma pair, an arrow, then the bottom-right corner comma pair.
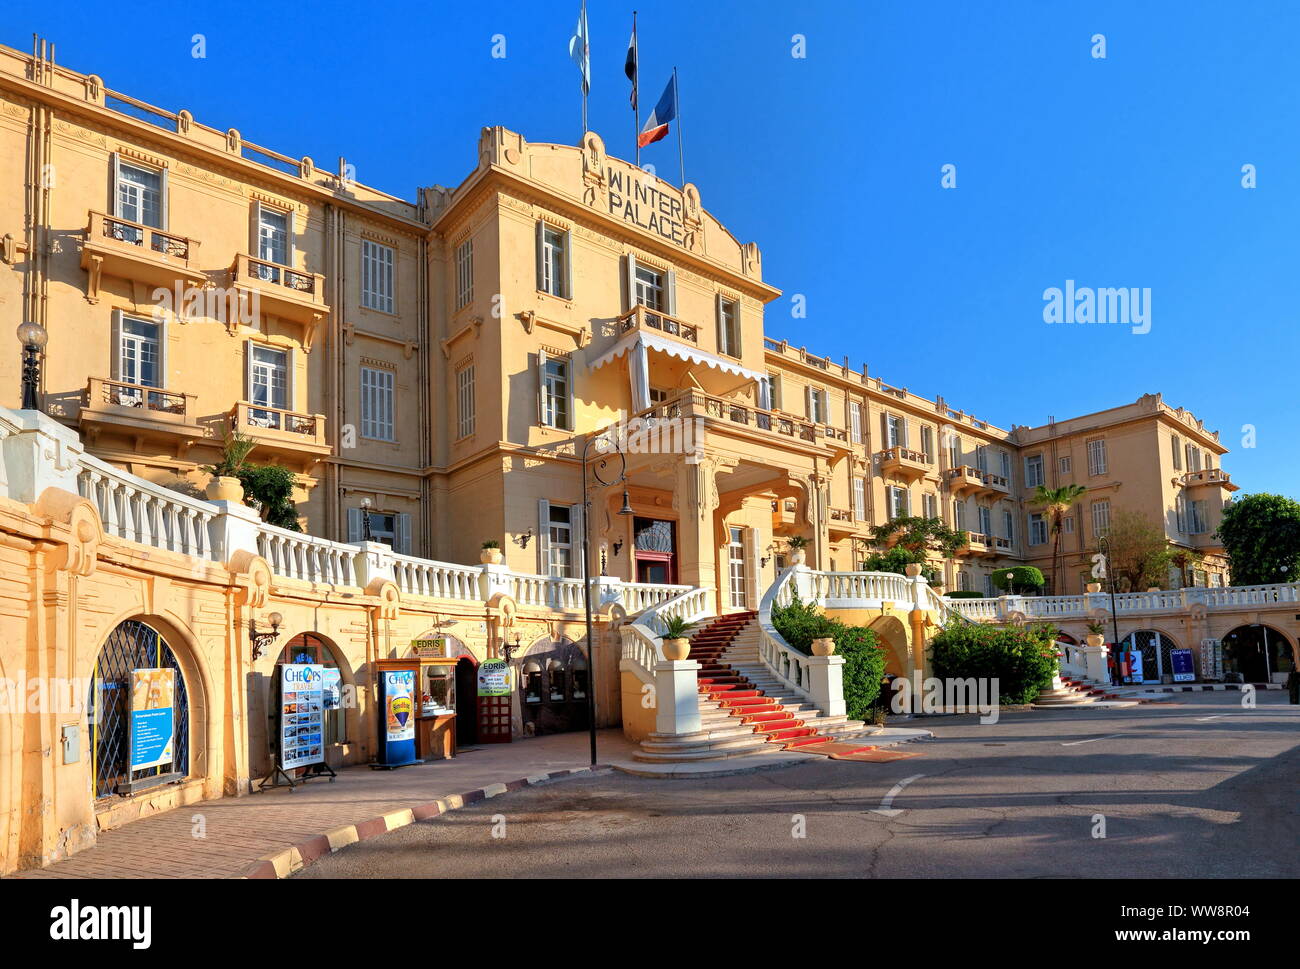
569,2 -> 591,96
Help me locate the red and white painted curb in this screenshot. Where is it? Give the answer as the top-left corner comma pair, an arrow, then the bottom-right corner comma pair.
239,764 -> 612,879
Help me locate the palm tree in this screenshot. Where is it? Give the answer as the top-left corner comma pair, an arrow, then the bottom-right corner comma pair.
1032,484 -> 1087,594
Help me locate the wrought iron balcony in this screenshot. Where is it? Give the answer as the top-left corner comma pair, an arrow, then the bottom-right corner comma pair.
79,376 -> 204,443
229,401 -> 330,460
877,445 -> 932,481
80,209 -> 204,302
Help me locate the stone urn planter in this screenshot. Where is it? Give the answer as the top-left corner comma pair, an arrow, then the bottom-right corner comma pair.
1086,633 -> 1106,648
789,547 -> 807,566
904,563 -> 923,577
205,475 -> 243,503
1086,582 -> 1101,594
811,637 -> 837,656
662,637 -> 691,661
480,547 -> 503,565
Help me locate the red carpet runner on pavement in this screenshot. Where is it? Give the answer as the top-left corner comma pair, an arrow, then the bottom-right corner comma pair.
691,611 -> 919,762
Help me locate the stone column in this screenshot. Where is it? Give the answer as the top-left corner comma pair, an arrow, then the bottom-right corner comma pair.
675,459 -> 719,596
653,658 -> 703,735
805,655 -> 846,717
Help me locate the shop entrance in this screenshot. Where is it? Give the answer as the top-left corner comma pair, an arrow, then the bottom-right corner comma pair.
454,657 -> 478,746
633,517 -> 676,583
518,637 -> 590,737
1222,624 -> 1292,684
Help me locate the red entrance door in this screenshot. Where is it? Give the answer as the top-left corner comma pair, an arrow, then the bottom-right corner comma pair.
635,551 -> 675,584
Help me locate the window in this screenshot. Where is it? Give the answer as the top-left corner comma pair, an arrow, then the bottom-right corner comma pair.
978,504 -> 992,536
361,239 -> 395,313
885,414 -> 905,448
923,493 -> 938,519
118,316 -> 161,391
1003,509 -> 1015,544
455,238 -> 474,309
807,387 -> 830,424
456,364 -> 475,438
957,571 -> 970,592
853,478 -> 866,520
1171,434 -> 1182,470
249,344 -> 288,422
984,573 -> 995,598
257,206 -> 289,268
849,401 -> 863,444
1087,439 -> 1108,476
975,445 -> 989,473
728,527 -> 747,609
1059,455 -> 1072,475
1184,444 -> 1202,472
1204,450 -> 1214,470
1000,449 -> 1012,479
1091,499 -> 1111,538
1062,515 -> 1075,535
1176,493 -> 1188,533
947,431 -> 961,469
1188,499 -> 1208,535
539,353 -> 571,429
547,504 -> 574,577
634,264 -> 664,310
888,486 -> 909,520
768,373 -> 783,411
348,508 -> 411,553
538,224 -> 571,299
717,297 -> 741,357
1028,513 -> 1048,546
113,160 -> 163,241
921,425 -> 934,462
360,367 -> 395,441
1025,454 -> 1044,488
953,500 -> 966,531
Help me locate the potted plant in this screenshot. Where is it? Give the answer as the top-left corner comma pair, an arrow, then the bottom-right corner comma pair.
786,534 -> 809,566
810,616 -> 838,656
904,561 -> 924,577
201,430 -> 255,503
480,539 -> 503,565
1085,620 -> 1107,648
660,614 -> 697,661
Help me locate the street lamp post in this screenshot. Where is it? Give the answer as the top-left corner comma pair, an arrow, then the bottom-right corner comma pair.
1097,534 -> 1123,683
580,432 -> 634,766
17,321 -> 48,411
360,496 -> 374,543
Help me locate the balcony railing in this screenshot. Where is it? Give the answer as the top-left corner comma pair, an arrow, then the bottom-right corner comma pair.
877,445 -> 932,480
230,253 -> 328,339
233,253 -> 321,297
87,210 -> 197,261
230,401 -> 330,457
618,304 -> 699,344
1182,468 -> 1236,491
89,377 -> 190,417
637,391 -> 822,445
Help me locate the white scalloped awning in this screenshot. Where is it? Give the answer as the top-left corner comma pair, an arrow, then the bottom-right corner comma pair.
589,329 -> 766,384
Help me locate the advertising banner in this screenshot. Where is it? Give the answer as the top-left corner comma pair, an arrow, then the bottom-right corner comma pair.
279,664 -> 326,770
1170,648 -> 1196,683
477,659 -> 513,696
129,668 -> 175,771
384,669 -> 416,743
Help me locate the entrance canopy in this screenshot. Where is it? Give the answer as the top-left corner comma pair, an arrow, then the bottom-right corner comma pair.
589,329 -> 766,411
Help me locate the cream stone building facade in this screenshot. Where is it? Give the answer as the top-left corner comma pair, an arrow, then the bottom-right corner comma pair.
0,41 -> 1238,613
0,39 -> 1284,877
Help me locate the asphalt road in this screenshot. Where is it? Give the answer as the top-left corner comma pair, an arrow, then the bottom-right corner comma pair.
297,692 -> 1299,879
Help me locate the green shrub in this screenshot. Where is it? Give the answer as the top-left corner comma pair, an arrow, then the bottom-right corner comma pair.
991,566 -> 1045,594
236,463 -> 302,532
771,593 -> 886,721
928,620 -> 1059,705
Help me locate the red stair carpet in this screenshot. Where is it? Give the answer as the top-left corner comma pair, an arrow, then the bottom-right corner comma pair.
691,611 -> 836,751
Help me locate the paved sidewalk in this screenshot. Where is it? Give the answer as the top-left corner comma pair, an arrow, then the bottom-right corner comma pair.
14,730 -> 634,880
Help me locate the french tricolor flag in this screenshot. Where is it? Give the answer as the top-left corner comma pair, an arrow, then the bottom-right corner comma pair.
638,75 -> 677,148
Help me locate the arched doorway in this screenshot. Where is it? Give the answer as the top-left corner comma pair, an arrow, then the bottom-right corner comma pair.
868,615 -> 911,677
516,637 -> 590,736
454,655 -> 478,746
87,619 -> 191,799
275,633 -> 354,758
1118,629 -> 1179,684
1222,625 -> 1294,684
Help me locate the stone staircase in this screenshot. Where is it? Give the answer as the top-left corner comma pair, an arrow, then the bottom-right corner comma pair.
1033,674 -> 1147,708
634,611 -> 880,764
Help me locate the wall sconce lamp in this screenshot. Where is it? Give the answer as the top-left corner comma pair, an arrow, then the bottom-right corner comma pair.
612,538 -> 624,557
251,611 -> 283,661
513,529 -> 533,549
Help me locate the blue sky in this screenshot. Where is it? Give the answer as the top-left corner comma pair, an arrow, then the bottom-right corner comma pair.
6,0 -> 1297,494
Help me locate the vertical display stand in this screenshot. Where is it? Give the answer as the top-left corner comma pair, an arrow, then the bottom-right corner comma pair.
371,658 -> 423,769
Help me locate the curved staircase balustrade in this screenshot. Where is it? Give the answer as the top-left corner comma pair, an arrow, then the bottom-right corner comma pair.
757,566 -> 817,704
617,585 -> 715,684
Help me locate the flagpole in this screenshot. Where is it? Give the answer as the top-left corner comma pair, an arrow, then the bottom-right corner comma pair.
633,11 -> 640,168
581,0 -> 589,138
673,66 -> 685,186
